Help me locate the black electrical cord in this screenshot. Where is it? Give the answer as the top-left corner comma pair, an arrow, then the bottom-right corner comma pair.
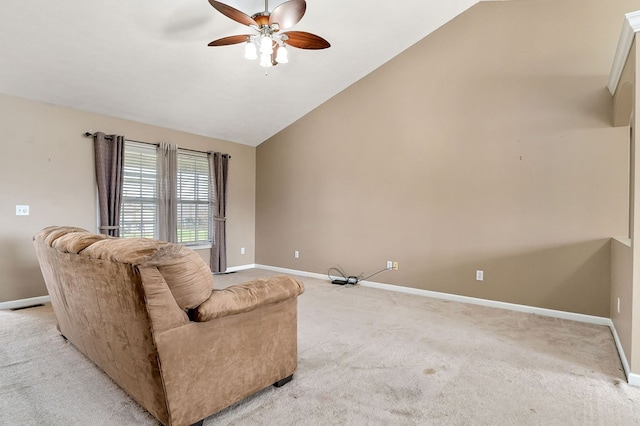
327,265 -> 391,286
358,267 -> 392,282
327,266 -> 349,284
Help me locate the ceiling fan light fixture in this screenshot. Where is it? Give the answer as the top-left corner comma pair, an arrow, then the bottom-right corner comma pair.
259,35 -> 273,55
244,41 -> 257,60
276,44 -> 288,63
259,52 -> 273,68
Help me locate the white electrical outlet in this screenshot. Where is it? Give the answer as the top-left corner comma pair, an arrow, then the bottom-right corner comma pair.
240,247 -> 245,255
294,250 -> 299,259
476,270 -> 484,281
617,297 -> 621,314
387,260 -> 393,269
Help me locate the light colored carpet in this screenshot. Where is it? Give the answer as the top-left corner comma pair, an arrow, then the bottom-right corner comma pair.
2,269 -> 640,425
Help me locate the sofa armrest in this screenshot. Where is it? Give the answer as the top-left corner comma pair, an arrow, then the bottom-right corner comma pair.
191,275 -> 304,322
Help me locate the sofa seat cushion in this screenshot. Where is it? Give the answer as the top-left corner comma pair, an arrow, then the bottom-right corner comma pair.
192,275 -> 304,321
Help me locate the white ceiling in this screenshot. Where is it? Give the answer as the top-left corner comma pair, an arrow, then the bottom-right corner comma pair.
0,0 -> 481,146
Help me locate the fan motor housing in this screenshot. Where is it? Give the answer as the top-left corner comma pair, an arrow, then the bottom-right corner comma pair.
252,14 -> 271,27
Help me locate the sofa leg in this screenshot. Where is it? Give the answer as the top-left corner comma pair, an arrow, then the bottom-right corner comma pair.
189,420 -> 204,426
273,374 -> 293,388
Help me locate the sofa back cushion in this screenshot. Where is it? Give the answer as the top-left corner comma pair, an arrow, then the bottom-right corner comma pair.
82,238 -> 213,310
36,226 -> 214,311
41,226 -> 89,247
53,231 -> 111,253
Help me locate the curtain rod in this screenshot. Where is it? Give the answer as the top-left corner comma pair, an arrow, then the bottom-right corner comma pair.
83,132 -> 230,157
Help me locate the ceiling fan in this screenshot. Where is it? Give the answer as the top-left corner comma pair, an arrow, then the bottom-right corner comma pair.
207,0 -> 330,68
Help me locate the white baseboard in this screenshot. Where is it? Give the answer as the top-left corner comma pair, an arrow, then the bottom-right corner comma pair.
360,280 -> 611,326
254,264 -> 638,386
255,264 -> 329,280
256,264 -> 610,325
0,295 -> 51,311
608,319 -> 632,381
629,373 -> 640,387
226,264 -> 257,273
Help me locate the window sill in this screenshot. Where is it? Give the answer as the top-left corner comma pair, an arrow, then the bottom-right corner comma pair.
184,244 -> 212,251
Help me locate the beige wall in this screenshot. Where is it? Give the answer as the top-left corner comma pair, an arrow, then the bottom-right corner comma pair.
0,93 -> 255,303
256,0 -> 637,316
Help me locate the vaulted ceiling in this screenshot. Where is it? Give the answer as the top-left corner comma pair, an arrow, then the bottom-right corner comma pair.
0,0 -> 484,146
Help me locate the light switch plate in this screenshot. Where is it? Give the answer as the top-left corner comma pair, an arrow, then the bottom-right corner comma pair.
16,205 -> 30,216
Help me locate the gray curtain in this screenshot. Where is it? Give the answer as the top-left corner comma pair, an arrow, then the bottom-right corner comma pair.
158,142 -> 178,242
93,132 -> 125,237
208,152 -> 230,273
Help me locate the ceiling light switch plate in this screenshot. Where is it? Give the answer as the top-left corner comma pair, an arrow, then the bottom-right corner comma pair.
16,205 -> 30,216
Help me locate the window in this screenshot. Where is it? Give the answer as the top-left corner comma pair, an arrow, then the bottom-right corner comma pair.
121,142 -> 157,239
120,141 -> 212,245
177,152 -> 211,245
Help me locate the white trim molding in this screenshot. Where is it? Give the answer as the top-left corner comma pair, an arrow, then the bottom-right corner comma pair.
255,264 -> 329,280
629,373 -> 640,387
609,321 -> 633,382
608,10 -> 640,95
359,280 -> 611,326
0,295 -> 51,311
256,264 -> 610,325
226,264 -> 258,273
255,264 -> 610,324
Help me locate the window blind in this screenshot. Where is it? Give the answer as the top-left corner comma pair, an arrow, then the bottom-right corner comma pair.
121,142 -> 158,239
177,151 -> 211,245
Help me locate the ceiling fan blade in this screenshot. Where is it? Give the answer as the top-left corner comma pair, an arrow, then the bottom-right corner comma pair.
208,0 -> 258,27
208,34 -> 251,46
269,0 -> 306,30
282,31 -> 330,49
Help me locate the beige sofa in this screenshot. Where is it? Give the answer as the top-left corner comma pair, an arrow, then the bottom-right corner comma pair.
33,226 -> 304,426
